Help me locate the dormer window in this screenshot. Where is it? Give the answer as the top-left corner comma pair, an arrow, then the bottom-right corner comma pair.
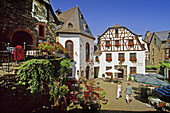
68,23 -> 73,28
80,14 -> 84,19
84,25 -> 89,32
154,38 -> 156,44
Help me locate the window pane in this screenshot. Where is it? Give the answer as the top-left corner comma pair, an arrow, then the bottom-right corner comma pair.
66,41 -> 73,58
86,43 -> 90,61
119,53 -> 124,58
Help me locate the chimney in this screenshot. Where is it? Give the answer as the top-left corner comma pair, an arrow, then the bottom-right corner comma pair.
146,31 -> 151,37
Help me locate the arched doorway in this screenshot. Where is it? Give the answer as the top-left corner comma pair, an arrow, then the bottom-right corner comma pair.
86,66 -> 90,79
12,31 -> 33,50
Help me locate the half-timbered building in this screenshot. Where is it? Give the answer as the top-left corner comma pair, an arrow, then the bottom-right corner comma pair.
56,6 -> 95,80
94,24 -> 146,80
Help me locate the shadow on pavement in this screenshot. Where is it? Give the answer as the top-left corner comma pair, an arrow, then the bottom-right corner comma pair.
67,108 -> 166,113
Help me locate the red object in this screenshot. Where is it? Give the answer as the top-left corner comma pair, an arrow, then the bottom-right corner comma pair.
13,45 -> 24,61
87,86 -> 93,92
84,91 -> 90,100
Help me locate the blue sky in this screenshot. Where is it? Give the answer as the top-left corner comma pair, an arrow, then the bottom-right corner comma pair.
50,0 -> 170,41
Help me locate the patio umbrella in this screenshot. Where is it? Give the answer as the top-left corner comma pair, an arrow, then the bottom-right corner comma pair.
130,74 -> 144,80
135,76 -> 170,87
130,73 -> 143,77
153,86 -> 170,102
135,76 -> 150,83
145,73 -> 166,79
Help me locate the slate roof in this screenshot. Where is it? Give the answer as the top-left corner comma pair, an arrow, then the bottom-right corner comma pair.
164,43 -> 170,49
57,6 -> 94,39
154,31 -> 170,41
42,0 -> 50,5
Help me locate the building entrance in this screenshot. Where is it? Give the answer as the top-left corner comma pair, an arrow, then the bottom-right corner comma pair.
12,31 -> 33,50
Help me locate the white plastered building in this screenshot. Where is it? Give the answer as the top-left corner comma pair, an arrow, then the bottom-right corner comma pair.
56,6 -> 95,80
94,24 -> 146,80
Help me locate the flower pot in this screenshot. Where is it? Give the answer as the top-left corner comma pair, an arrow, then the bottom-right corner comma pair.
102,99 -> 108,104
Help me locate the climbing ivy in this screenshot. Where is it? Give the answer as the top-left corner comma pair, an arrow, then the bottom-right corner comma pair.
146,65 -> 160,69
13,59 -> 69,102
160,61 -> 170,68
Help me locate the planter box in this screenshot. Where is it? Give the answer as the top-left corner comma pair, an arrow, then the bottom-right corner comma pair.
128,43 -> 134,46
115,43 -> 120,46
106,58 -> 112,61
96,58 -> 99,62
105,72 -> 112,75
118,58 -> 125,61
106,43 -> 111,47
130,57 -> 137,61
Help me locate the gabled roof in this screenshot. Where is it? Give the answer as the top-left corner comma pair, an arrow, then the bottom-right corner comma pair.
110,24 -> 125,28
154,31 -> 170,41
99,24 -> 141,39
57,6 -> 94,39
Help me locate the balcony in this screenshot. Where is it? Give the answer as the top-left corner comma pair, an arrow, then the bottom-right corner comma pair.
130,57 -> 137,62
115,43 -> 120,46
106,57 -> 112,61
118,57 -> 125,61
128,42 -> 134,46
106,43 -> 111,47
105,72 -> 112,75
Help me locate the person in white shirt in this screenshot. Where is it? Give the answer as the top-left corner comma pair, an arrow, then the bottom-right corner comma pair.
116,82 -> 122,100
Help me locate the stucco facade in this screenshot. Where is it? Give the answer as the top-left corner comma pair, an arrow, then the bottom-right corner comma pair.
58,34 -> 94,79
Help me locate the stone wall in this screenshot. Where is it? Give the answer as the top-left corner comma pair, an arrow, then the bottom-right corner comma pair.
0,0 -> 58,45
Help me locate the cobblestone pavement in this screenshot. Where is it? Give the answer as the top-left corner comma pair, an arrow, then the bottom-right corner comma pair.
97,78 -> 157,112
69,78 -> 160,113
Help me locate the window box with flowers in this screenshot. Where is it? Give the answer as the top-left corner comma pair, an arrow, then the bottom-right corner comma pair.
130,72 -> 136,74
128,42 -> 134,46
37,42 -> 67,57
106,58 -> 112,61
105,72 -> 112,75
165,56 -> 169,58
118,57 -> 125,61
130,57 -> 137,62
106,43 -> 111,47
115,43 -> 120,46
96,56 -> 99,62
168,39 -> 170,43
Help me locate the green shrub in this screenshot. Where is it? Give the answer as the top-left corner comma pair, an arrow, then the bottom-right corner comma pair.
128,76 -> 132,81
